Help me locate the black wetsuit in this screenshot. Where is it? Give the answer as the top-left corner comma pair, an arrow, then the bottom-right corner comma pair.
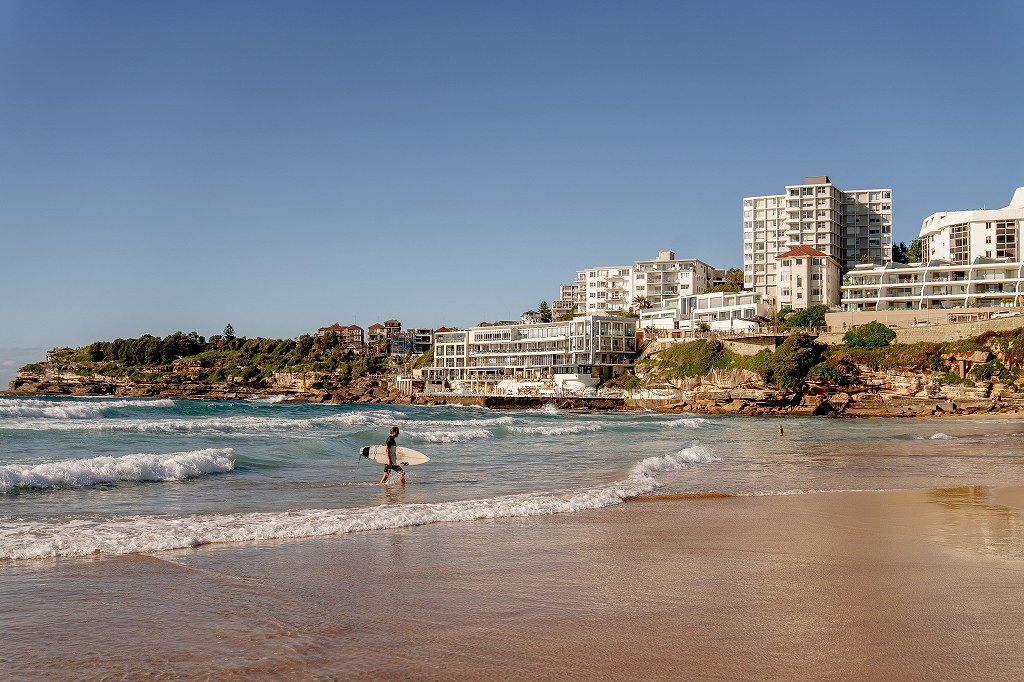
384,434 -> 403,472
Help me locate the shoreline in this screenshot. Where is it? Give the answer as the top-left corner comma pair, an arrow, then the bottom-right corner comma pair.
5,388 -> 1024,418
3,485 -> 1023,679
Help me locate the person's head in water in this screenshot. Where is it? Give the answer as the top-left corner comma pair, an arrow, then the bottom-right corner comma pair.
391,427 -> 399,436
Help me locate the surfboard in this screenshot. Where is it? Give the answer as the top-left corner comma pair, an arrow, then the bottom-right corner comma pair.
360,445 -> 430,467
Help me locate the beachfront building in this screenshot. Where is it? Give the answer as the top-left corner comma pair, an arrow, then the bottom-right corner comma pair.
552,282 -> 580,319
691,291 -> 774,332
640,291 -> 774,332
316,323 -> 364,351
743,176 -> 893,297
775,245 -> 844,310
388,327 -> 435,356
840,188 -> 1024,312
425,315 -> 637,389
632,251 -> 715,310
573,251 -> 715,315
576,265 -> 634,314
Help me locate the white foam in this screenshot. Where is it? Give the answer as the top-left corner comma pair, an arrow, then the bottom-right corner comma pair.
406,429 -> 492,443
0,398 -> 175,419
0,448 -> 235,494
667,417 -> 710,429
507,424 -> 603,436
912,433 -> 957,440
0,447 -> 717,560
247,395 -> 287,403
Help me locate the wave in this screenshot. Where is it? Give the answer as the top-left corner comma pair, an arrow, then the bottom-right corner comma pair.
667,417 -> 710,429
0,448 -> 235,494
0,398 -> 175,419
912,433 -> 957,440
405,429 -> 492,443
0,446 -> 716,560
507,424 -> 603,436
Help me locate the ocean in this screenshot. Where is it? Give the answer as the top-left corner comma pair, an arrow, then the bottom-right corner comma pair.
2,396 -> 1024,562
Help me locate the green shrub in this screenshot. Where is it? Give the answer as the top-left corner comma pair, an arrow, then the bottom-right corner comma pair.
654,339 -> 733,378
766,334 -> 825,389
843,321 -> 896,348
806,358 -> 859,386
602,373 -> 641,391
783,305 -> 828,329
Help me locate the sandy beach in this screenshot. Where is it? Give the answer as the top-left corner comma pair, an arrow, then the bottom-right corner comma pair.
3,486 -> 1023,680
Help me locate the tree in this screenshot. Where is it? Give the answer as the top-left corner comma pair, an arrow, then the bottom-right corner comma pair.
892,239 -> 922,264
766,334 -> 825,389
783,304 -> 828,329
707,267 -> 745,293
537,301 -> 552,323
223,323 -> 236,340
633,295 -> 652,310
906,238 -> 922,263
843,321 -> 896,348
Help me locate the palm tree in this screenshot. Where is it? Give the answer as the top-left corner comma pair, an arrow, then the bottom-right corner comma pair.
633,295 -> 652,310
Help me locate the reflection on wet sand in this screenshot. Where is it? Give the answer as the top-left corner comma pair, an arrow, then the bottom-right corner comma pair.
926,486 -> 1024,560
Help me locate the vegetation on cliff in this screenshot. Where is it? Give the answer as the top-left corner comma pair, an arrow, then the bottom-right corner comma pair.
45,331 -> 393,387
638,326 -> 1024,392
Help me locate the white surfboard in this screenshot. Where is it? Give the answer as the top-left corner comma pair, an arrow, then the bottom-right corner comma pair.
360,445 -> 430,467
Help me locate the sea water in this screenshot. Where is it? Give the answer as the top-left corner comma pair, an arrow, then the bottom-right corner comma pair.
2,396 -> 1024,561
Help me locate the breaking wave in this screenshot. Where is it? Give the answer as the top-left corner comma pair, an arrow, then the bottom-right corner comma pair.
0,398 -> 175,419
0,446 -> 715,560
912,433 -> 957,440
667,417 -> 710,429
507,424 -> 603,436
0,448 -> 235,494
405,429 -> 493,443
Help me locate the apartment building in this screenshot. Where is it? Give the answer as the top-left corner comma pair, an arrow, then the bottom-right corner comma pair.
576,265 -> 634,314
743,176 -> 893,301
573,251 -> 715,315
640,291 -> 773,332
776,245 -> 843,309
316,323 -> 364,351
841,187 -> 1024,312
426,316 -> 637,388
552,282 -> 580,319
632,251 -> 715,309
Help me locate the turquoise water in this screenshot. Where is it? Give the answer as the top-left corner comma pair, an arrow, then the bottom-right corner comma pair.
2,396 -> 1024,560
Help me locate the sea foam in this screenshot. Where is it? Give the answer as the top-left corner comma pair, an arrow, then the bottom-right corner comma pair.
0,446 -> 716,560
0,448 -> 235,494
0,398 -> 175,419
507,424 -> 603,436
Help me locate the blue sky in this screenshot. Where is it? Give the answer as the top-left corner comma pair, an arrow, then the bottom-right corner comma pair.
1,0 -> 1022,385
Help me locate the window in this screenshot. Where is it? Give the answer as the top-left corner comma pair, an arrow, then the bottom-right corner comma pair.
950,223 -> 970,264
795,259 -> 803,265
996,221 -> 1017,258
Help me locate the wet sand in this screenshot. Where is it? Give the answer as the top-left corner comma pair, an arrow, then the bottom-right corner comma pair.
3,487 -> 1024,680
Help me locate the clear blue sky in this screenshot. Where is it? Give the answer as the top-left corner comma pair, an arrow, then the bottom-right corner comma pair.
2,0 -> 1022,384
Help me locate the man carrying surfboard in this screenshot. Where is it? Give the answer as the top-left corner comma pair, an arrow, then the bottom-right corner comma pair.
379,426 -> 406,485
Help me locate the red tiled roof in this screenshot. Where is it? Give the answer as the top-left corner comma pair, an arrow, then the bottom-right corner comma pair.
368,323 -> 385,329
776,245 -> 829,259
435,326 -> 452,332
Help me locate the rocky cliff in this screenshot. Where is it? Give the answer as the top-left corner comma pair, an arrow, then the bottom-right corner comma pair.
5,368 -> 410,405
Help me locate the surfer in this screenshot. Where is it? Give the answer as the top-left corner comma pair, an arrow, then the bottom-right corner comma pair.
379,426 -> 406,485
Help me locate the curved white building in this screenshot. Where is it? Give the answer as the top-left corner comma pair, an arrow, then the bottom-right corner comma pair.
841,187 -> 1024,311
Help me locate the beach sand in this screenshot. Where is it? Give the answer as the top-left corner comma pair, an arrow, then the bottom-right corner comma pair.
3,487 -> 1024,680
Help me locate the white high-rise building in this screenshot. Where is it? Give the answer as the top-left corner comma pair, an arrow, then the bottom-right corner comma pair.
632,251 -> 715,310
841,187 -> 1024,312
743,176 -> 893,302
574,251 -> 715,315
